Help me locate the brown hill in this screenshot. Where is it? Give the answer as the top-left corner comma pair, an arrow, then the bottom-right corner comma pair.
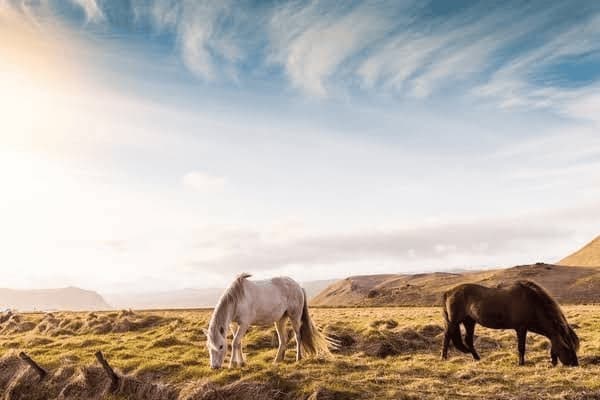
0,287 -> 110,311
559,236 -> 600,267
311,263 -> 600,307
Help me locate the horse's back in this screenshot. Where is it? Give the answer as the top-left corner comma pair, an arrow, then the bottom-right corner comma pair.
444,282 -> 534,329
239,276 -> 304,325
443,283 -> 490,303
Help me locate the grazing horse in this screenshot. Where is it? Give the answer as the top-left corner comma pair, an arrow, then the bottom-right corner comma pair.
204,273 -> 332,369
441,280 -> 579,366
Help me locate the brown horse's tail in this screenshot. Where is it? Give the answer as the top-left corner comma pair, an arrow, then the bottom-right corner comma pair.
299,289 -> 336,356
442,292 -> 471,354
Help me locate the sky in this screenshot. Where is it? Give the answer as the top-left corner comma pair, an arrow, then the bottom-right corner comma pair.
1,0 -> 599,294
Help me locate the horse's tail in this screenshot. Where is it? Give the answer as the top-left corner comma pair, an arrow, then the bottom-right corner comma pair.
442,291 -> 471,354
299,289 -> 337,356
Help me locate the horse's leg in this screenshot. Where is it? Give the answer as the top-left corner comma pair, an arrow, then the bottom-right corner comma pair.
441,327 -> 451,360
516,328 -> 527,366
274,317 -> 288,363
463,318 -> 480,361
231,323 -> 249,367
442,320 -> 461,359
228,325 -> 240,368
291,316 -> 302,362
551,349 -> 558,366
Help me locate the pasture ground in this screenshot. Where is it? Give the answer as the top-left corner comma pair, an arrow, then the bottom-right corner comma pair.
1,306 -> 599,399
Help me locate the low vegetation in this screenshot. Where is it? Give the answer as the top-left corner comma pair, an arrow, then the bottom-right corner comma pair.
1,306 -> 600,399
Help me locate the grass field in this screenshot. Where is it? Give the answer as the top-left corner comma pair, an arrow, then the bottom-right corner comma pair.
1,306 -> 600,399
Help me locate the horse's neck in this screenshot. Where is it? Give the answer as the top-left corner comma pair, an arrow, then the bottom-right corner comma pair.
211,298 -> 235,330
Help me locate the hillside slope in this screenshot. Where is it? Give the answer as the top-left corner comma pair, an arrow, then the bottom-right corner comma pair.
0,287 -> 110,311
559,236 -> 600,267
311,263 -> 600,306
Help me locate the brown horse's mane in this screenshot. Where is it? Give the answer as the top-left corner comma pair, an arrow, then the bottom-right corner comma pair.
515,280 -> 579,350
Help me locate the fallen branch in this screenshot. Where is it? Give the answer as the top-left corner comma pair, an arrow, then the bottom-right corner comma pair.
95,351 -> 119,392
18,352 -> 47,381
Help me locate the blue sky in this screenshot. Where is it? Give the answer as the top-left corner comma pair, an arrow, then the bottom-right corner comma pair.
1,0 -> 599,293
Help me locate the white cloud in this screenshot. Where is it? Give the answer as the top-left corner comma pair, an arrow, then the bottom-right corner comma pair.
473,14 -> 600,117
562,90 -> 600,124
268,2 -> 396,96
182,171 -> 226,193
139,0 -> 241,80
69,0 -> 104,22
184,208 -> 596,274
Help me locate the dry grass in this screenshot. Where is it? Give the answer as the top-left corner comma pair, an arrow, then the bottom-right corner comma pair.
1,306 -> 599,399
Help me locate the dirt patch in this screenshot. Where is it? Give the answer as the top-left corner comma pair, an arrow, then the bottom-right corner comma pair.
0,351 -> 296,400
564,392 -> 600,400
25,337 -> 54,347
581,355 -> 600,365
418,324 -> 444,338
327,332 -> 356,351
361,328 -> 436,358
0,313 -> 37,335
307,387 -> 357,400
474,336 -> 502,350
180,380 -> 290,400
369,319 -> 398,329
148,336 -> 187,348
0,310 -> 15,324
0,311 -> 172,338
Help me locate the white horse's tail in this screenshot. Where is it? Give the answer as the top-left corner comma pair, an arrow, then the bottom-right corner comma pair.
299,289 -> 338,356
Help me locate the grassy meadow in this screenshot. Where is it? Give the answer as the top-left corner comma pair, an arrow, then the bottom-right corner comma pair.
1,306 -> 600,399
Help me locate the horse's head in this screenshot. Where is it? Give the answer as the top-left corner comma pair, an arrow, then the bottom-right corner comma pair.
551,324 -> 580,366
204,325 -> 227,369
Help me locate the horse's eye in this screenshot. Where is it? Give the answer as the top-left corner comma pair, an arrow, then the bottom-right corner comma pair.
219,345 -> 223,350
220,327 -> 225,335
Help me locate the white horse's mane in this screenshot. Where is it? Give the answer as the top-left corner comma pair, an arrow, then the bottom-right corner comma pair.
209,273 -> 251,335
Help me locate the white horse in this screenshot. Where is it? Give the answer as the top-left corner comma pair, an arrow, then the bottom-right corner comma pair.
204,273 -> 331,369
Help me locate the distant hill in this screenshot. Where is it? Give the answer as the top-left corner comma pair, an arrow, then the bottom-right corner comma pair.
559,236 -> 600,267
105,288 -> 224,310
311,263 -> 600,307
104,279 -> 338,310
0,287 -> 110,311
301,279 -> 338,299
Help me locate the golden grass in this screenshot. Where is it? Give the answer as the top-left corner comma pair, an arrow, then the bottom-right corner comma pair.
1,306 -> 600,399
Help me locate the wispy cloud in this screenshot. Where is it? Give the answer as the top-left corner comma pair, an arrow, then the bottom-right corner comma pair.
135,0 -> 245,80
5,0 -> 600,118
473,13 -> 600,117
69,0 -> 104,22
267,1 -> 398,96
184,205 -> 600,274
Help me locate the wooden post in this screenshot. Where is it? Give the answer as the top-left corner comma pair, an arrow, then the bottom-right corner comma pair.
18,352 -> 47,381
95,351 -> 119,392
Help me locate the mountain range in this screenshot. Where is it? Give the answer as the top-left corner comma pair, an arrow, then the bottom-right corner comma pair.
2,236 -> 598,311
0,287 -> 110,311
312,237 -> 600,306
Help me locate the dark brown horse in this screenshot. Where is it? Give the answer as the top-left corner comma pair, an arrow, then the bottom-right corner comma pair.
441,280 -> 579,366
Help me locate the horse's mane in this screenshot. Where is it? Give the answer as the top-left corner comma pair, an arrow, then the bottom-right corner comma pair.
516,280 -> 579,350
209,273 -> 251,337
